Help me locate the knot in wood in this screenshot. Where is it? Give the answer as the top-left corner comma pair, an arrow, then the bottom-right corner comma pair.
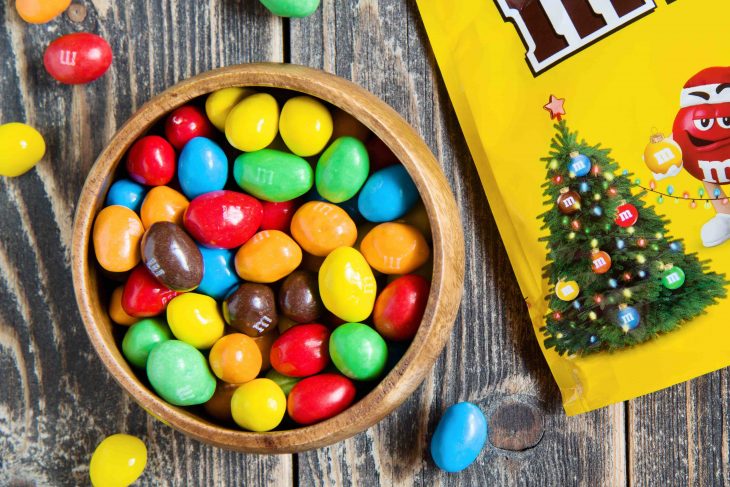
488,401 -> 544,451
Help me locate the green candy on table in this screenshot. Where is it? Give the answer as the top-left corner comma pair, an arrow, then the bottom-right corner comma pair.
316,136 -> 370,203
233,149 -> 313,202
122,318 -> 173,368
259,0 -> 320,18
329,323 -> 388,381
265,369 -> 301,396
146,340 -> 216,406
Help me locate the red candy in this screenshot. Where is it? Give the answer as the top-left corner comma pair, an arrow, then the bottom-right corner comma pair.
287,373 -> 356,425
183,190 -> 263,249
126,136 -> 176,186
43,33 -> 112,85
270,324 -> 330,377
121,265 -> 180,317
365,136 -> 399,172
374,275 -> 430,341
164,105 -> 214,150
260,200 -> 297,232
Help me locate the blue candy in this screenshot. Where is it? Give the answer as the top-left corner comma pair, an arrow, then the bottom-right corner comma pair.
358,165 -> 418,222
105,179 -> 146,212
430,402 -> 487,473
196,246 -> 240,300
178,137 -> 228,199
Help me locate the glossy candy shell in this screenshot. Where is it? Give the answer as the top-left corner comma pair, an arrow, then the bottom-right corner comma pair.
146,340 -> 216,406
270,324 -> 330,377
93,205 -> 144,273
287,373 -> 356,425
233,149 -> 313,202
318,247 -> 377,323
178,137 -> 228,199
0,123 -> 46,177
315,136 -> 370,203
89,434 -> 147,487
44,33 -> 112,85
231,378 -> 286,432
121,265 -> 180,318
183,190 -> 263,249
358,165 -> 418,222
430,402 -> 487,473
329,323 -> 388,380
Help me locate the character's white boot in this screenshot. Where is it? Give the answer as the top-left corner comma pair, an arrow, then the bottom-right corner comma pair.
701,213 -> 730,247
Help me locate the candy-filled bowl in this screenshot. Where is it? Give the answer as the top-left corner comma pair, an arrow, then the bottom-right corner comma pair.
72,63 -> 464,453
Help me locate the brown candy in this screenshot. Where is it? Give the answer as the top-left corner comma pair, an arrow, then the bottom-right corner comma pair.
279,270 -> 323,323
203,381 -> 239,423
141,222 -> 203,292
223,283 -> 278,337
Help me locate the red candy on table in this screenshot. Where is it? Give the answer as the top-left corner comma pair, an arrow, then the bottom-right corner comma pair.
373,275 -> 430,341
183,190 -> 263,249
121,265 -> 180,317
164,105 -> 214,150
260,200 -> 297,232
126,135 -> 176,186
287,373 -> 356,425
43,33 -> 112,85
270,324 -> 330,378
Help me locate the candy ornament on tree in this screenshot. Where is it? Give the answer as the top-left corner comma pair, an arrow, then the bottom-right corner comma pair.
568,151 -> 591,177
614,202 -> 638,228
643,133 -> 682,181
590,249 -> 611,274
556,188 -> 581,215
555,279 -> 580,302
661,264 -> 686,290
616,304 -> 640,332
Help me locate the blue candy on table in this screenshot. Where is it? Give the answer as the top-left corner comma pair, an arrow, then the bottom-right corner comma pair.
358,165 -> 418,222
196,246 -> 240,300
430,402 -> 487,473
178,137 -> 228,200
105,179 -> 147,212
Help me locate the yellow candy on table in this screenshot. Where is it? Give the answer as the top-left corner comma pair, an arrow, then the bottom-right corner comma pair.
225,93 -> 279,152
359,222 -> 430,275
318,247 -> 377,322
166,293 -> 225,349
279,96 -> 333,157
89,433 -> 147,487
205,87 -> 254,131
93,205 -> 145,273
0,122 -> 46,177
231,378 -> 286,432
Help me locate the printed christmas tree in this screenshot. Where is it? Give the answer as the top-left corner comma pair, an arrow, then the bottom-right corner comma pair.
540,122 -> 727,356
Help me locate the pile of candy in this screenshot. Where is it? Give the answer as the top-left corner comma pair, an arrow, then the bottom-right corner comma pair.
93,87 -> 433,431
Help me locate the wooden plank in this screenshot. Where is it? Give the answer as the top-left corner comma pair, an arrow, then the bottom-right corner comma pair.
290,1 -> 626,485
0,1 -> 290,485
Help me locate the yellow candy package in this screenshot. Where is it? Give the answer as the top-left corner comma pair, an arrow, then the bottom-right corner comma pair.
416,0 -> 730,414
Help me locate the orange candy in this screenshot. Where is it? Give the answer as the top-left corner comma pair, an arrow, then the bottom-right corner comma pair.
360,222 -> 430,274
109,286 -> 138,326
208,333 -> 262,384
140,186 -> 189,228
93,205 -> 145,273
290,201 -> 357,257
16,0 -> 71,24
235,230 -> 302,283
204,382 -> 239,422
252,330 -> 278,371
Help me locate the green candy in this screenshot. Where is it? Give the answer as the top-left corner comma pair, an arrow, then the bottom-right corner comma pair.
233,149 -> 313,202
265,369 -> 301,396
122,318 -> 173,369
316,137 -> 370,203
329,323 -> 388,381
259,0 -> 320,18
146,340 -> 216,406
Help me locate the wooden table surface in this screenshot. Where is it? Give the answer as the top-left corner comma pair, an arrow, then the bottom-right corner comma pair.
1,1 -> 728,485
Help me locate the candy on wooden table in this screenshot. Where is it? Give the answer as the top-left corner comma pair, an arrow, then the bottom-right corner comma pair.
140,186 -> 189,228
331,109 -> 370,142
89,434 -> 147,487
126,135 -> 176,186
260,200 -> 297,232
93,205 -> 145,273
374,275 -> 430,341
16,0 -> 71,23
178,137 -> 228,199
164,105 -> 214,150
121,265 -> 180,317
208,333 -> 262,384
203,381 -> 239,423
265,369 -> 300,396
287,373 -> 356,425
329,322 -> 388,380
223,283 -> 278,337
290,201 -> 357,257
270,324 -> 330,378
205,87 -> 254,131
0,123 -> 45,177
279,270 -> 323,323
196,246 -> 239,301
318,247 -> 377,323
105,179 -> 146,212
315,136 -> 370,203
141,222 -> 203,292
166,293 -> 225,349
233,149 -> 314,202
183,190 -> 263,249
279,96 -> 333,157
360,222 -> 430,274
230,378 -> 286,432
358,165 -> 418,222
121,318 -> 173,368
234,230 -> 302,283
146,340 -> 216,406
430,402 -> 487,473
109,286 -> 138,326
259,0 -> 320,17
252,329 -> 278,371
44,33 -> 112,84
225,93 -> 279,152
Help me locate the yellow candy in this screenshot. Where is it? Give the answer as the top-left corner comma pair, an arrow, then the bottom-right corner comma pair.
225,93 -> 279,152
93,205 -> 145,273
279,96 -> 333,156
230,378 -> 286,432
360,222 -> 430,274
234,230 -> 302,283
205,87 -> 254,131
89,434 -> 147,487
319,247 -> 377,322
166,293 -> 225,349
0,123 -> 46,177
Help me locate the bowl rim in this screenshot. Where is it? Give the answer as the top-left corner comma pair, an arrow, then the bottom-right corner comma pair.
71,63 -> 465,453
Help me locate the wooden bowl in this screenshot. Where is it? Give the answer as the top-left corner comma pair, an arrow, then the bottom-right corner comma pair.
71,63 -> 465,453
